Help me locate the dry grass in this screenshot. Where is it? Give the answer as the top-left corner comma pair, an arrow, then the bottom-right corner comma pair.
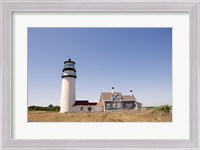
28,110 -> 172,122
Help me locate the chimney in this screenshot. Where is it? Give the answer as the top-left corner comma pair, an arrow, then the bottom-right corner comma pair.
112,87 -> 114,93
130,90 -> 132,96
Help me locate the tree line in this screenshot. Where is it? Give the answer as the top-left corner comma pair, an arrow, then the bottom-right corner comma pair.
28,104 -> 60,112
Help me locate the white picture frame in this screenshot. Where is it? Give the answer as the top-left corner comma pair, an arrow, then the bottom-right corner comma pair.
0,0 -> 199,149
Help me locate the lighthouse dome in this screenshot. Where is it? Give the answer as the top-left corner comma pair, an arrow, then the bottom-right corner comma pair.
62,59 -> 77,78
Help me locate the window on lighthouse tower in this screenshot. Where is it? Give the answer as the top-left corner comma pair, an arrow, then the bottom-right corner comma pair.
65,63 -> 74,69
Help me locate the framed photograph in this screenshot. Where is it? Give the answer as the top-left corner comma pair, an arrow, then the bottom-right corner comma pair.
1,0 -> 199,149
27,27 -> 172,123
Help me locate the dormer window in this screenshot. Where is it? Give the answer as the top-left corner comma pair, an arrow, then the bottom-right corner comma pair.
112,95 -> 115,100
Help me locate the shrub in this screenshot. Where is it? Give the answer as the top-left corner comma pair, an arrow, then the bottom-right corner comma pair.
48,104 -> 54,108
151,105 -> 171,114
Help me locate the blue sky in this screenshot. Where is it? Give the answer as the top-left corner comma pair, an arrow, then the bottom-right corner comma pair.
28,28 -> 172,107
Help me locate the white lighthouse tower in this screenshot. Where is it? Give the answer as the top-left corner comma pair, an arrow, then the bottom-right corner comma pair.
60,59 -> 77,113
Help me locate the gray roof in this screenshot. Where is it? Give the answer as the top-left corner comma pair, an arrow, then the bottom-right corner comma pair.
100,92 -> 136,101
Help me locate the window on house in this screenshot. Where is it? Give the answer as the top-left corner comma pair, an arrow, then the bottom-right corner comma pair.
116,95 -> 119,100
112,95 -> 115,100
106,103 -> 110,109
126,103 -> 132,109
117,103 -> 121,108
113,103 -> 116,108
80,107 -> 83,111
